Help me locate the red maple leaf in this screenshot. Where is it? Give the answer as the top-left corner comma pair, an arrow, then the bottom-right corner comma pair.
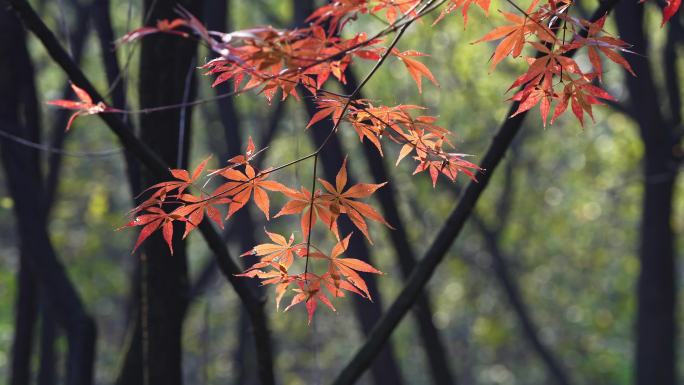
392,49 -> 439,93
275,186 -> 340,240
318,158 -> 393,243
307,233 -> 383,300
46,83 -> 115,131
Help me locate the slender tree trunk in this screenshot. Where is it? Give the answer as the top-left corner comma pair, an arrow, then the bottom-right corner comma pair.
91,0 -> 147,363
204,2 -> 260,382
37,305 -> 57,385
5,7 -> 41,383
615,6 -> 679,385
92,0 -> 141,197
44,1 -> 91,208
116,1 -> 201,384
36,5 -> 93,379
0,9 -> 96,385
201,1 -> 262,383
9,258 -> 38,385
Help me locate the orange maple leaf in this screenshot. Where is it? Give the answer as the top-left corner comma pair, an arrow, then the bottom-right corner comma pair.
214,164 -> 288,219
46,83 -> 114,131
318,158 -> 393,243
392,49 -> 439,93
307,233 -> 383,300
241,230 -> 305,271
274,186 -> 340,240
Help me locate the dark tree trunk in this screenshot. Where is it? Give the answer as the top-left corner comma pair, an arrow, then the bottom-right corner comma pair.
0,8 -> 96,385
202,2 -> 262,383
92,0 -> 141,197
116,1 -> 201,385
615,6 -> 679,385
92,0 -> 145,357
44,1 -> 92,209
9,258 -> 38,385
37,4 -> 93,379
37,305 -> 57,385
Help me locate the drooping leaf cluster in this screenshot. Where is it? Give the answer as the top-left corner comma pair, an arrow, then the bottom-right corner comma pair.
474,2 -> 636,126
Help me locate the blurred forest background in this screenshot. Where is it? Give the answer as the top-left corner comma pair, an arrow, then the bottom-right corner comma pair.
0,0 -> 683,384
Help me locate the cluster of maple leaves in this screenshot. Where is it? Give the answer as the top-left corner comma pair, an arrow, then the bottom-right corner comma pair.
125,138 -> 391,322
47,0 -> 680,322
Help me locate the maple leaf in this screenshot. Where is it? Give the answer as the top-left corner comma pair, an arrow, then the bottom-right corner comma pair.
284,275 -> 336,324
237,267 -> 295,310
274,186 -> 340,240
392,49 -> 439,93
306,0 -> 369,33
571,16 -> 635,79
172,193 -> 230,238
169,155 -> 212,191
306,233 -> 383,300
122,157 -> 219,251
208,138 -> 288,219
129,155 -> 213,218
413,153 -> 480,187
122,206 -> 188,255
227,136 -> 257,165
434,0 -> 491,26
509,72 -> 556,125
117,18 -> 189,45
474,9 -> 555,72
306,95 -> 348,128
46,83 -> 113,131
318,158 -> 393,243
372,0 -> 422,24
241,230 -> 305,271
214,164 -> 288,219
662,0 -> 681,26
551,75 -> 616,126
199,19 -> 384,102
506,43 -> 584,125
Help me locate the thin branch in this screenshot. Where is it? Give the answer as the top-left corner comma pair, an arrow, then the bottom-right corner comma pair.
0,126 -> 122,157
663,12 -> 682,127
